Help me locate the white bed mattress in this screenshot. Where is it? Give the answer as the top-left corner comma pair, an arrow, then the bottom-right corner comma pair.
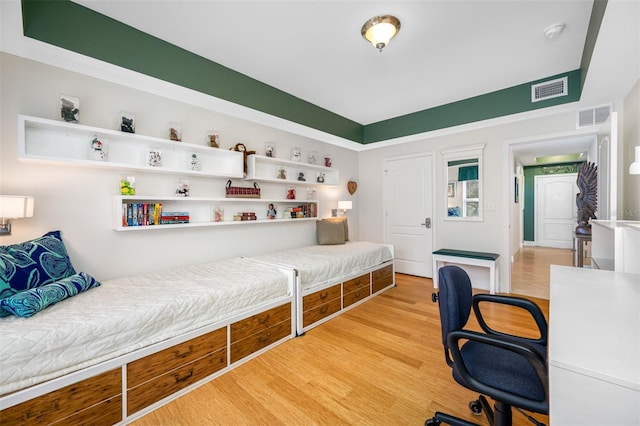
0,257 -> 291,395
249,241 -> 393,291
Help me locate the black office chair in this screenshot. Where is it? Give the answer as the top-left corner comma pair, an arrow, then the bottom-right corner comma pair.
426,265 -> 549,426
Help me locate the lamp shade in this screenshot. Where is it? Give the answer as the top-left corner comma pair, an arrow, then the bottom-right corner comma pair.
338,201 -> 352,210
0,195 -> 34,218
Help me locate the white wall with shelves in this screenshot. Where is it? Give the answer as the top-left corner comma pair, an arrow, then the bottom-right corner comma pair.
113,196 -> 319,231
18,115 -> 244,178
246,154 -> 338,186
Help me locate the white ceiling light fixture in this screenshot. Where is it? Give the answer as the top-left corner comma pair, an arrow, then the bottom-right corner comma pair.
544,23 -> 566,39
361,15 -> 401,52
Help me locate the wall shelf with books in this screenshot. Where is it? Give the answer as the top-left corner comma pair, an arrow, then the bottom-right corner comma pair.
18,115 -> 244,178
113,196 -> 319,231
245,154 -> 338,186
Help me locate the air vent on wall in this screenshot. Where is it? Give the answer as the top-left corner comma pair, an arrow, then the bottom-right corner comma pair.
531,77 -> 568,102
577,104 -> 612,128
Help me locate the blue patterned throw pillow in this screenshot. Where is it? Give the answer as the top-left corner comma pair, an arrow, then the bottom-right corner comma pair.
0,272 -> 100,318
0,230 -> 76,301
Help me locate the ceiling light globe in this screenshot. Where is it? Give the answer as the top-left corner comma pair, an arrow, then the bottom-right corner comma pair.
361,15 -> 401,52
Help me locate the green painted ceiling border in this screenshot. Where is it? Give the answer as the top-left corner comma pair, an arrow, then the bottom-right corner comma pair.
21,0 -> 606,145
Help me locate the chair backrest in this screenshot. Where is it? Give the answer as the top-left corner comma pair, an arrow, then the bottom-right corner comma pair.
437,265 -> 473,350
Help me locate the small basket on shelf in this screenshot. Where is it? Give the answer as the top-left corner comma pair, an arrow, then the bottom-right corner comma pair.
225,180 -> 261,198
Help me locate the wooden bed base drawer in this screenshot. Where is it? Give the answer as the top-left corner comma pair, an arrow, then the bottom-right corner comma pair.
230,319 -> 291,363
302,284 -> 341,311
372,264 -> 394,293
230,303 -> 291,342
303,297 -> 341,327
127,327 -> 226,388
343,273 -> 370,294
0,368 -> 121,425
343,284 -> 371,308
127,347 -> 227,415
51,394 -> 122,426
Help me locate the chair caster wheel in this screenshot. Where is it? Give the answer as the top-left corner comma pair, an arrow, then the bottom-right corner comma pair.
431,293 -> 438,303
425,418 -> 441,426
469,400 -> 483,415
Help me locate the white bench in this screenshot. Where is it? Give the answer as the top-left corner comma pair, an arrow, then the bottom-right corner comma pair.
432,249 -> 500,294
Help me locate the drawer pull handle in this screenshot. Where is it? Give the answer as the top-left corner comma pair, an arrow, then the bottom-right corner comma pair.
320,306 -> 328,314
174,345 -> 193,359
319,291 -> 329,299
26,400 -> 59,419
355,292 -> 361,298
174,369 -> 194,384
258,314 -> 270,325
258,332 -> 272,344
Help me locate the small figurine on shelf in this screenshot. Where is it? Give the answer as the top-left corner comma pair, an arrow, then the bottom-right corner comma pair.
317,172 -> 325,183
207,131 -> 220,148
306,187 -> 317,200
213,207 -> 224,222
286,187 -> 296,199
176,179 -> 189,197
290,147 -> 301,162
230,143 -> 255,177
308,151 -> 318,165
189,153 -> 201,171
277,167 -> 287,179
119,111 -> 135,133
91,137 -> 108,161
324,155 -> 332,167
265,142 -> 275,158
298,172 -> 306,181
120,176 -> 135,195
60,95 -> 79,123
267,203 -> 277,219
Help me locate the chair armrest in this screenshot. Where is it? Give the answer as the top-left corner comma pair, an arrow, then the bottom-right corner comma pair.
447,330 -> 549,414
472,294 -> 548,346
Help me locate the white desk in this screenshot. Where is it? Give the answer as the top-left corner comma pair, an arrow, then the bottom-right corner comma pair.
549,266 -> 640,425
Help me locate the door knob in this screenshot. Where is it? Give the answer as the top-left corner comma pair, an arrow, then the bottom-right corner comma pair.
421,218 -> 431,228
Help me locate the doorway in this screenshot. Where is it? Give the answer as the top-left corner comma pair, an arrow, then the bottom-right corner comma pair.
505,132 -> 598,299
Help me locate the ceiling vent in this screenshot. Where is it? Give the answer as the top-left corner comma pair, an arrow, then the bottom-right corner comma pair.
531,77 -> 568,102
577,104 -> 612,128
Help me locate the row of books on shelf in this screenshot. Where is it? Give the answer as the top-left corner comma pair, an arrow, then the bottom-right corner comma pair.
286,203 -> 317,219
121,203 -> 189,227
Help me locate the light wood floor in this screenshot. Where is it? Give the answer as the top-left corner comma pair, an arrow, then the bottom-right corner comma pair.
510,246 -> 574,300
133,274 -> 549,426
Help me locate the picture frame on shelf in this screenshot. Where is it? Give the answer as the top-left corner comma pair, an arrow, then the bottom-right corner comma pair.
60,94 -> 79,123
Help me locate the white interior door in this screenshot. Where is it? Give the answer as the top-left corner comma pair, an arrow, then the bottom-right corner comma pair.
383,154 -> 434,277
535,174 -> 578,248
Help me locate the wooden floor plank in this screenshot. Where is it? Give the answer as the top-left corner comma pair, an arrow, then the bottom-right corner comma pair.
133,273 -> 549,426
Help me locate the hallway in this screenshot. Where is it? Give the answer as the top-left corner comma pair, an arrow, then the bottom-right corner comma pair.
511,246 -> 574,299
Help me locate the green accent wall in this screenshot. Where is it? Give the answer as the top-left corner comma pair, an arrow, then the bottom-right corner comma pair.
523,163 -> 582,242
20,0 -> 607,144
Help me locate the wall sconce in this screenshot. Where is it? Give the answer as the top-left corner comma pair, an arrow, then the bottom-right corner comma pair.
630,146 -> 640,175
0,195 -> 34,236
332,200 -> 353,217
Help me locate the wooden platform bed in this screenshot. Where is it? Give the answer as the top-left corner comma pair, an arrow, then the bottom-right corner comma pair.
0,236 -> 394,425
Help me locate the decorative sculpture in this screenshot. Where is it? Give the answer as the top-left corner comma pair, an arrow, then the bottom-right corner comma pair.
575,161 -> 598,235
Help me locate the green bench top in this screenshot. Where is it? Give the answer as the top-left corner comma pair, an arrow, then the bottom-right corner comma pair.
433,249 -> 500,261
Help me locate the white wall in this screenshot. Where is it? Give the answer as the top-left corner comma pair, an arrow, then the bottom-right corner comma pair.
357,110 -> 587,291
0,53 -> 358,281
